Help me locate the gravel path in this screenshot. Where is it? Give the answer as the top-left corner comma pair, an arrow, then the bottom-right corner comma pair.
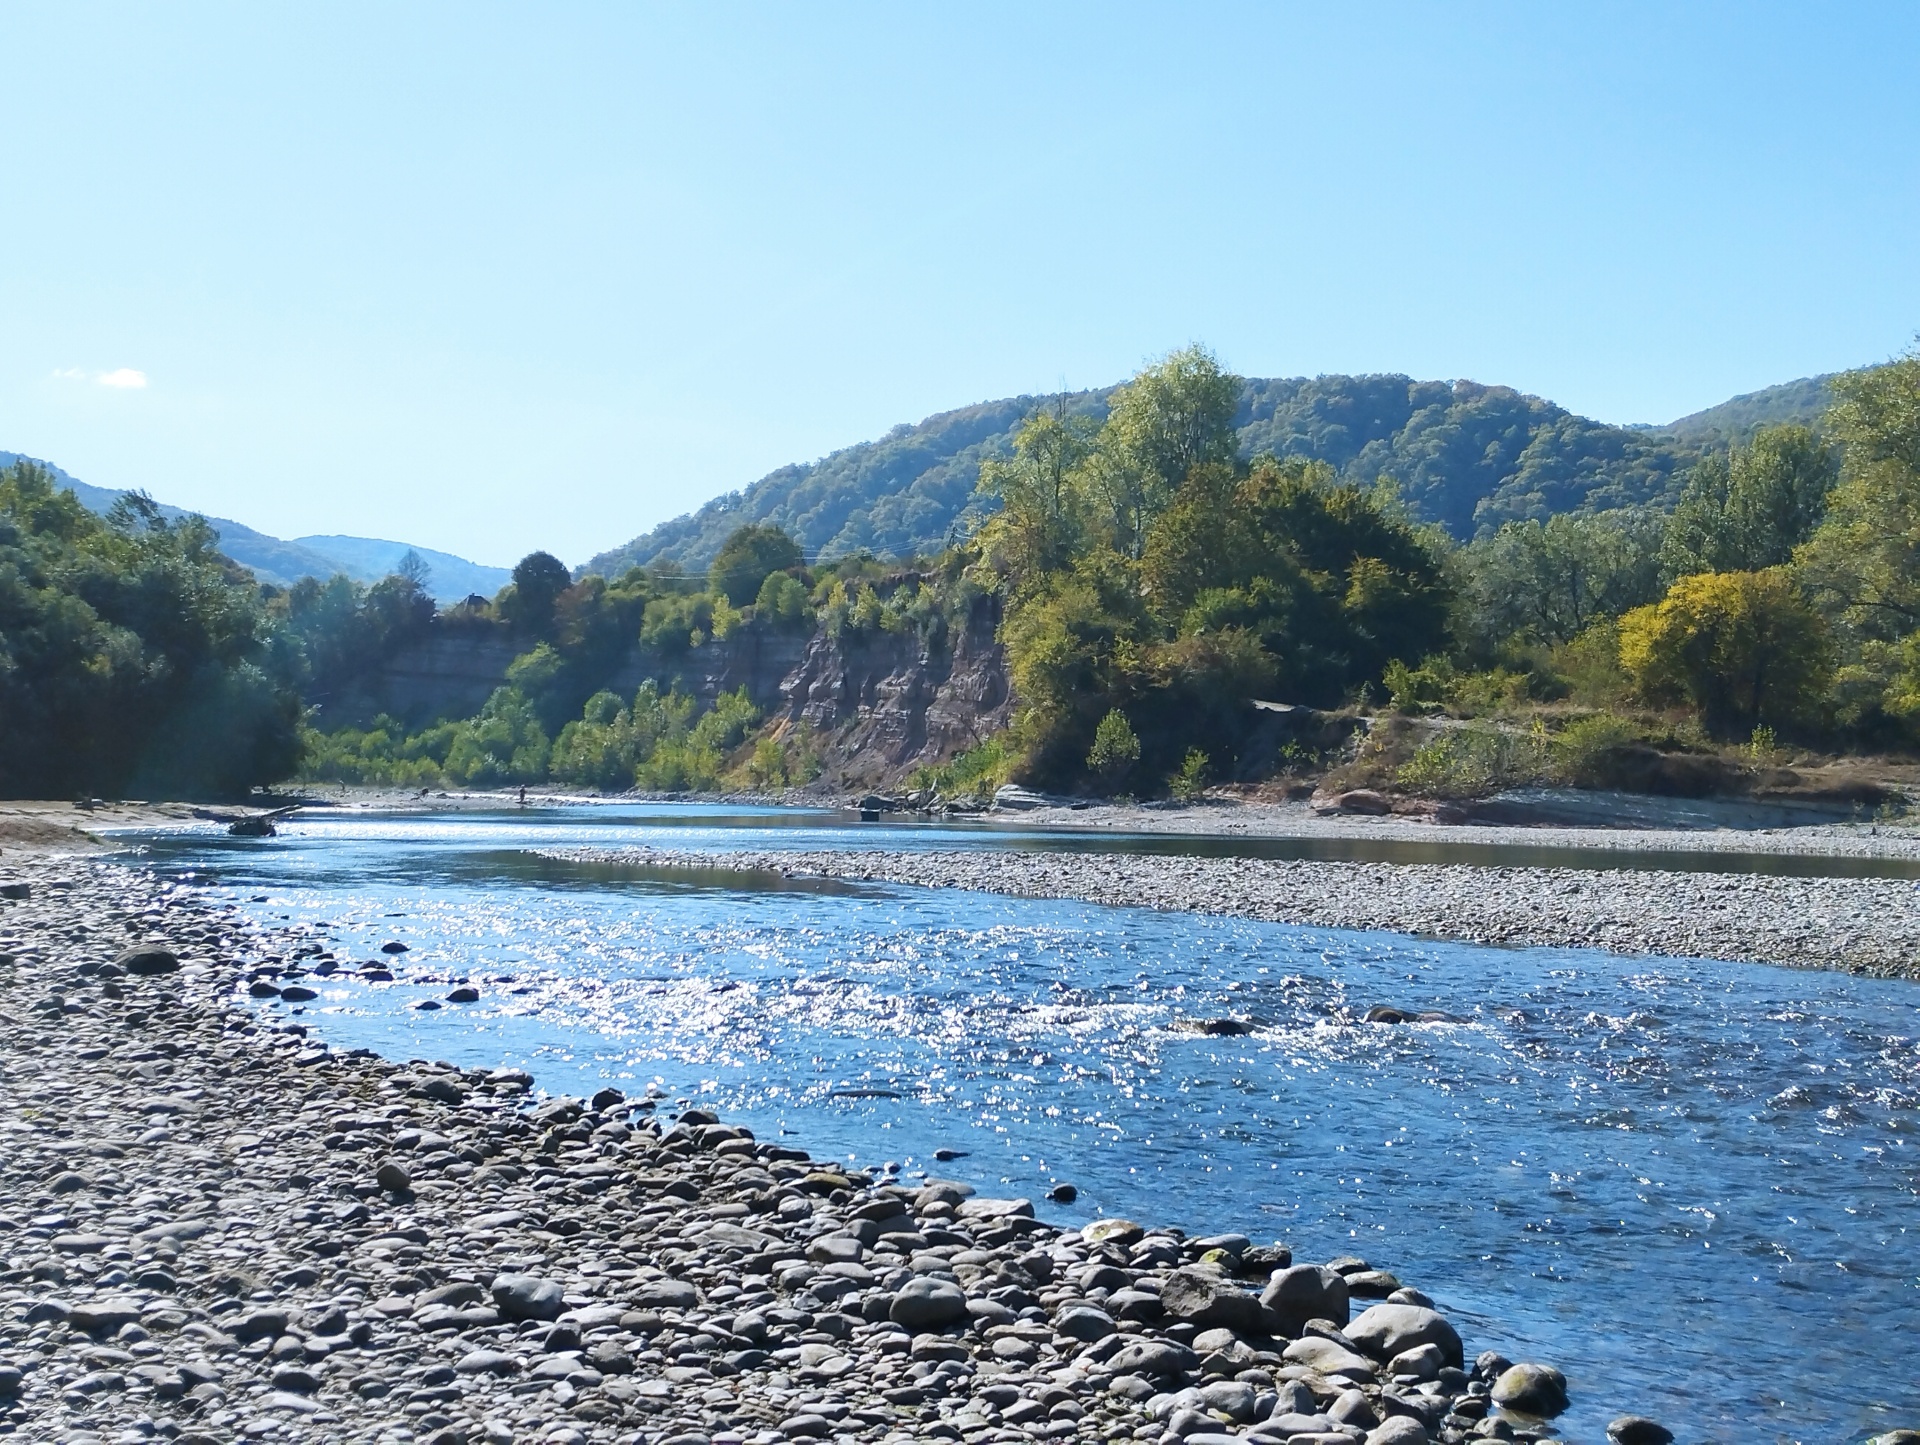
0,854 -> 1712,1445
548,848 -> 1920,980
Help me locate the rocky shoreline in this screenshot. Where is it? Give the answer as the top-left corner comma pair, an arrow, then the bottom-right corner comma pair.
6,854 -> 1917,1445
0,858 -> 1711,1445
542,847 -> 1920,981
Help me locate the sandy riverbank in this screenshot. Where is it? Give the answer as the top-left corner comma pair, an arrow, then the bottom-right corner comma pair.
0,854 -> 1683,1445
550,847 -> 1920,980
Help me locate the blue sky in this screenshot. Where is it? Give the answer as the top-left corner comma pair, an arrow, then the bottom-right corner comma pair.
3,4 -> 1916,566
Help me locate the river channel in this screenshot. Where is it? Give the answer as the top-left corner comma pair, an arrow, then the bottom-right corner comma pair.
114,804 -> 1920,1443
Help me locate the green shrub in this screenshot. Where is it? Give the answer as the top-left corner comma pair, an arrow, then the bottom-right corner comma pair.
754,571 -> 814,630
1086,709 -> 1141,790
1168,747 -> 1209,801
1395,722 -> 1550,798
1549,713 -> 1641,787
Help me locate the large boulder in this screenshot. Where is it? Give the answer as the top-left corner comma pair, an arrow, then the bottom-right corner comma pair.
956,1196 -> 1034,1223
490,1274 -> 566,1322
1260,1264 -> 1349,1333
116,947 -> 179,976
1052,1305 -> 1116,1342
1104,1339 -> 1197,1379
1346,1303 -> 1462,1369
1281,1335 -> 1375,1380
887,1277 -> 967,1330
1492,1362 -> 1569,1417
1365,1419 -> 1431,1445
1158,1268 -> 1265,1333
1080,1218 -> 1144,1248
1608,1419 -> 1676,1445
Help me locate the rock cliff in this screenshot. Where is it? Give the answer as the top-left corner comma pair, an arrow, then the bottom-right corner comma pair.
323,597 -> 1014,785
777,592 -> 1012,787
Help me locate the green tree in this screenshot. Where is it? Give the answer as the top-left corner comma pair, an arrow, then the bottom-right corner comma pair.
1168,747 -> 1209,801
1791,346 -> 1920,731
754,570 -> 814,629
1617,569 -> 1831,736
1086,708 -> 1141,790
1087,345 -> 1239,557
0,460 -> 303,798
1142,456 -> 1452,701
441,686 -> 551,786
975,400 -> 1098,589
1662,424 -> 1838,576
499,551 -> 572,635
710,524 -> 803,607
1796,350 -> 1920,641
1466,510 -> 1665,649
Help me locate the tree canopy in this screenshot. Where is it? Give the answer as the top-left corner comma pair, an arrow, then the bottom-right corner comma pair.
709,523 -> 804,606
0,460 -> 303,797
587,367 -> 1829,576
977,352 -> 1453,790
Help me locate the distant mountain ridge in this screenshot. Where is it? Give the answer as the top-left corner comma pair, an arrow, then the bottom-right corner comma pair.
587,369 -> 1843,575
0,451 -> 510,601
1657,375 -> 1836,445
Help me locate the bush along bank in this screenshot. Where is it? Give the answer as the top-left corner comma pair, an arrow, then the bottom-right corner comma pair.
0,857 -> 1728,1445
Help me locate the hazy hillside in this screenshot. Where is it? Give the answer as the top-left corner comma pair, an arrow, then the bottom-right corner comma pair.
0,451 -> 506,601
1658,375 -> 1836,445
587,370 -> 1835,575
294,536 -> 509,600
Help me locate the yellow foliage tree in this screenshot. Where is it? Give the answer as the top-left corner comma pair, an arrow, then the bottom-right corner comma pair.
1617,569 -> 1830,737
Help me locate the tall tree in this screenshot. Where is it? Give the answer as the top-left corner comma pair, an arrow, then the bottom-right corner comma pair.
708,524 -> 803,607
1468,510 -> 1666,649
1662,423 -> 1838,576
0,460 -> 303,797
500,551 -> 572,635
1088,345 -> 1240,558
1793,346 -> 1920,727
1796,348 -> 1920,639
975,399 -> 1098,590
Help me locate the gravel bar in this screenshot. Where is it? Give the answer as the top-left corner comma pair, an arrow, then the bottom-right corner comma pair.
548,847 -> 1920,979
0,854 -> 1752,1445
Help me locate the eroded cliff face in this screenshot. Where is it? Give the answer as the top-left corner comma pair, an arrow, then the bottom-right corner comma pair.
603,628 -> 815,715
320,627 -> 522,729
777,592 -> 1012,787
326,597 -> 1014,786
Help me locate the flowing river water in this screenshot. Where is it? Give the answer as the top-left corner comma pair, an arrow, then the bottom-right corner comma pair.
115,804 -> 1920,1444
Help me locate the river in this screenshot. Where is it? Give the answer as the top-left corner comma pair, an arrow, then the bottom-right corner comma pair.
115,803 -> 1920,1444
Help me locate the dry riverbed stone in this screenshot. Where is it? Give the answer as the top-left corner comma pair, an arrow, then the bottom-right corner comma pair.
116,945 -> 179,975
491,1272 -> 566,1321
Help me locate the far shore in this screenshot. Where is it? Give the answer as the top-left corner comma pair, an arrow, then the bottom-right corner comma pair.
9,783 -> 1920,869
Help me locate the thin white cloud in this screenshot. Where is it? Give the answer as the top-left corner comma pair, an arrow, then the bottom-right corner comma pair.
50,366 -> 86,380
97,367 -> 148,389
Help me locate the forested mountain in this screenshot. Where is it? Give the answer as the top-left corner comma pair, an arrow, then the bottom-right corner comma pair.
588,371 -> 1833,574
1658,375 -> 1836,446
589,394 -> 1103,577
0,451 -> 507,601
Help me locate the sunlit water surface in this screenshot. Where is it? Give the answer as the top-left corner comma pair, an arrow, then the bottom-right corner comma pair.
115,805 -> 1920,1444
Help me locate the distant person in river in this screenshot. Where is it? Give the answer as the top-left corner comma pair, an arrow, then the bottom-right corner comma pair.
518,786 -> 527,806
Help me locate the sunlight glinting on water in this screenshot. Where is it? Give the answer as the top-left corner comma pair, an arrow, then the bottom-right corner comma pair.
121,807 -> 1920,1442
